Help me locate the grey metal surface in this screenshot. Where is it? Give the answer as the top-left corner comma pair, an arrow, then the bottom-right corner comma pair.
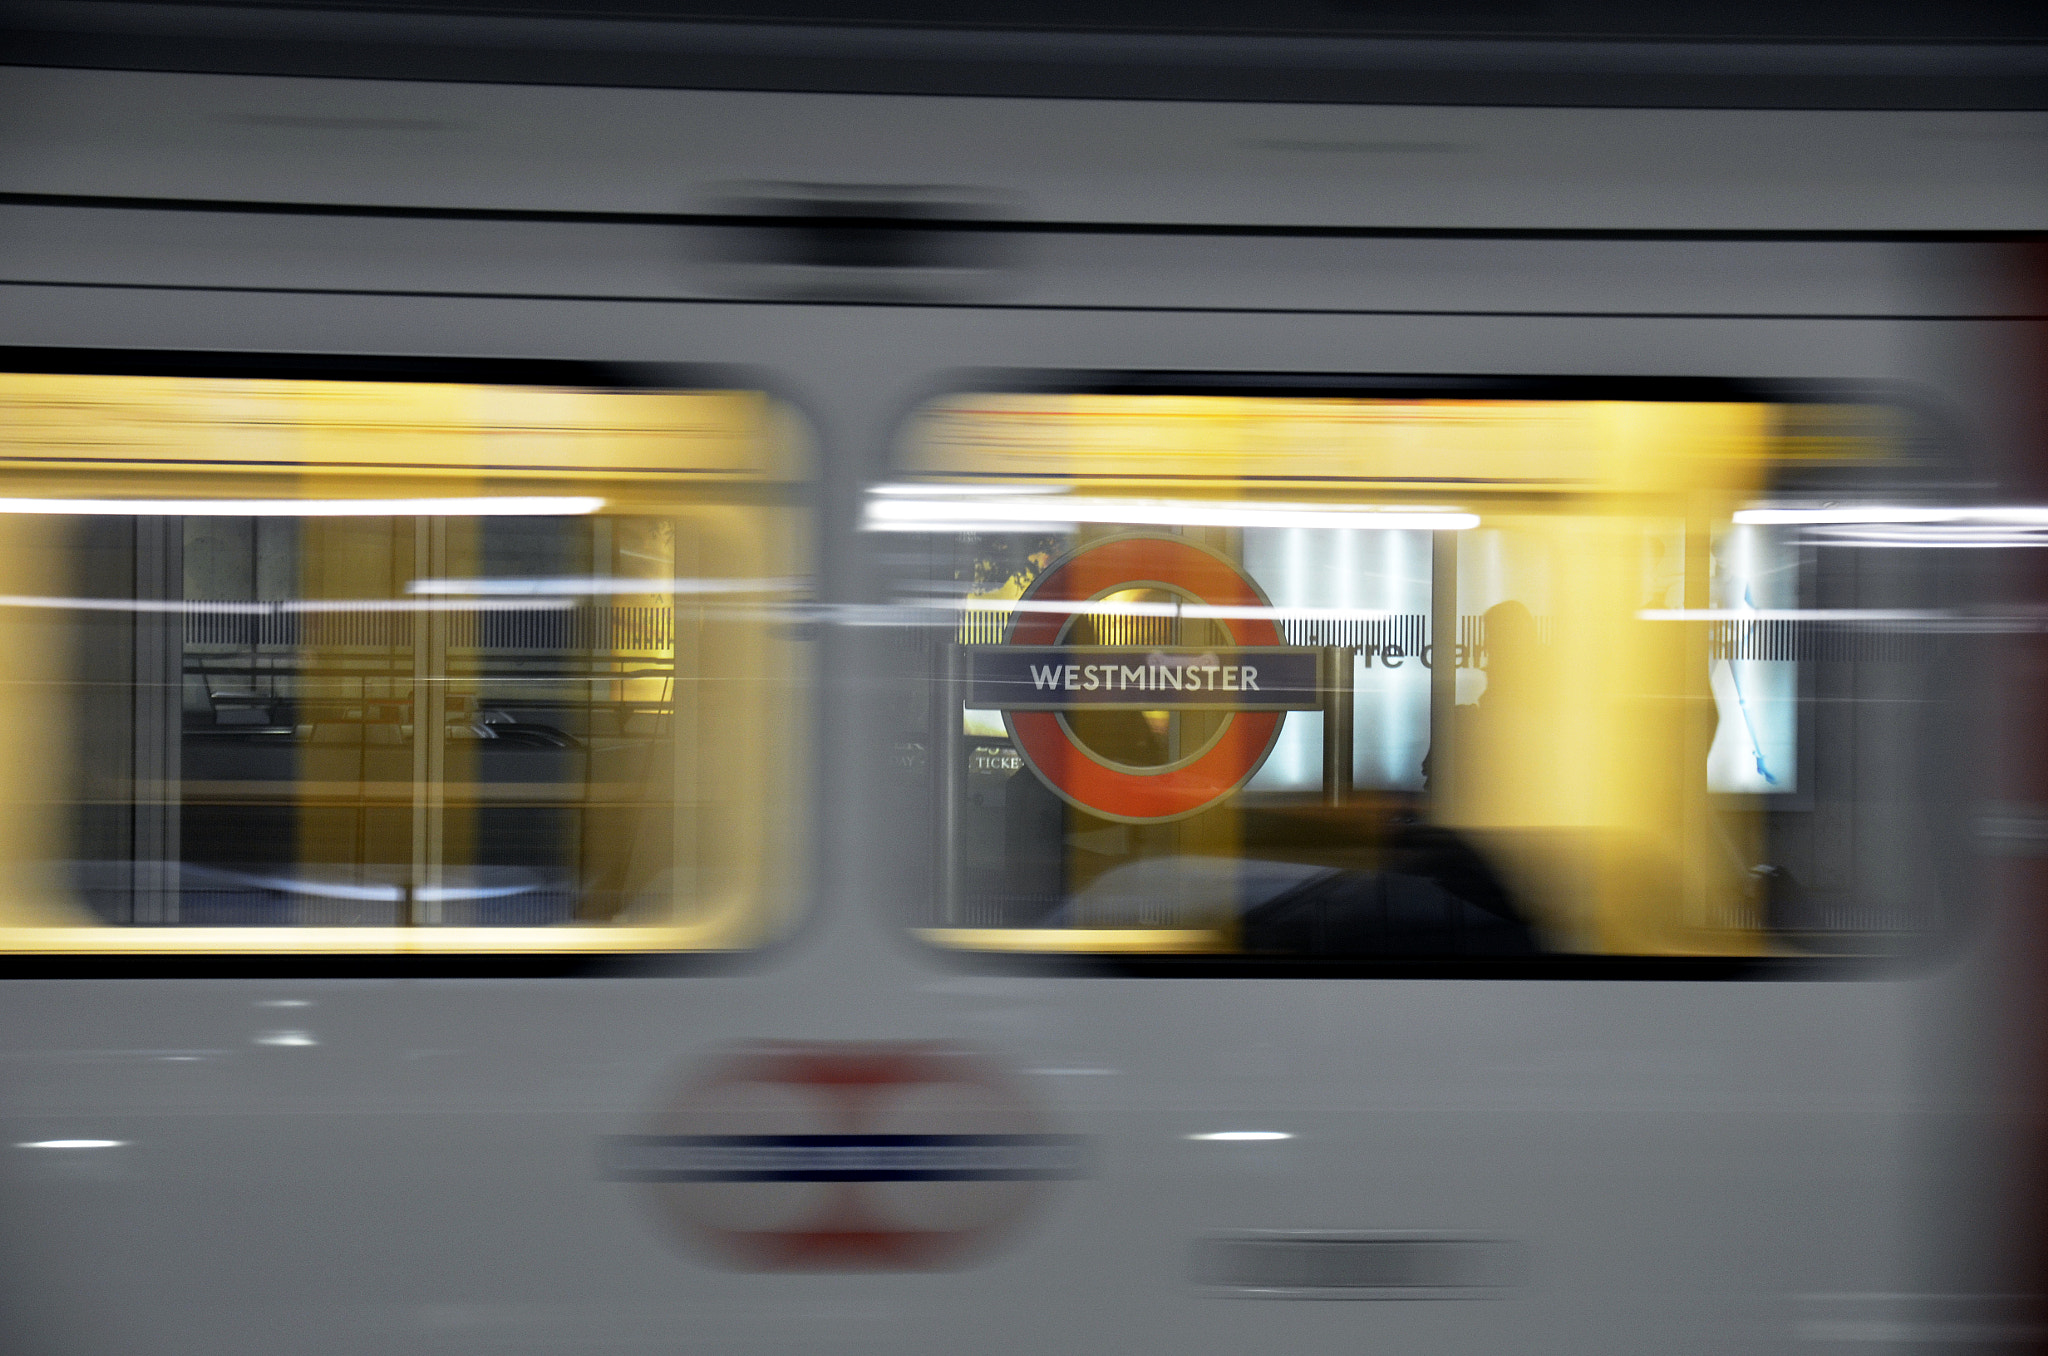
3,69 -> 2046,231
1191,1232 -> 1525,1297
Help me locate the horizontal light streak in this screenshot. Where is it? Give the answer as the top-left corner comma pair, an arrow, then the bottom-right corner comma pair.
406,576 -> 807,596
1640,608 -> 1953,622
868,483 -> 1068,498
0,496 -> 605,517
0,596 -> 575,613
864,495 -> 1476,534
186,868 -> 549,904
306,881 -> 539,903
2,596 -> 1994,628
1738,506 -> 1966,525
619,600 -> 1409,628
1808,526 -> 2048,549
1737,504 -> 2048,547
872,518 -> 1085,534
15,1139 -> 124,1149
1737,506 -> 2048,527
1187,1131 -> 1293,1142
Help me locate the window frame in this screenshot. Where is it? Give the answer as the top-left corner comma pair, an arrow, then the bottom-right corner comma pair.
886,369 -> 1978,980
0,347 -> 816,978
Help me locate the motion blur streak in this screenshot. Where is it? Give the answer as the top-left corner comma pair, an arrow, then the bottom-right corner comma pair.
12,1140 -> 124,1150
0,497 -> 606,516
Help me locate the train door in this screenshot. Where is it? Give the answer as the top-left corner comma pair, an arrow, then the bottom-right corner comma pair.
852,368 -> 1975,1356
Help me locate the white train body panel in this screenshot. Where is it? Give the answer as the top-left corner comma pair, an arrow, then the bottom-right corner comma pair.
0,64 -> 2034,1356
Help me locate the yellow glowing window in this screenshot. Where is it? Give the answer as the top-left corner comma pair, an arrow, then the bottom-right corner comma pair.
885,387 -> 1952,965
0,367 -> 808,957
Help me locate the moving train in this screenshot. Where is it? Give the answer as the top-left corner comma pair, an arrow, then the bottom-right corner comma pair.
0,5 -> 2045,1353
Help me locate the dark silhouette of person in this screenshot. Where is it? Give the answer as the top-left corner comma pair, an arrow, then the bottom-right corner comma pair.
1010,599 -> 1547,954
1240,599 -> 1547,956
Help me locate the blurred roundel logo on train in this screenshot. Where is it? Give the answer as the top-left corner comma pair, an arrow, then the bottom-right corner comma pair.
604,1043 -> 1086,1271
965,533 -> 1324,821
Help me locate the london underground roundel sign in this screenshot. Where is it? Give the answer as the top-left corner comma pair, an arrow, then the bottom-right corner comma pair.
963,534 -> 1323,823
606,1042 -> 1085,1272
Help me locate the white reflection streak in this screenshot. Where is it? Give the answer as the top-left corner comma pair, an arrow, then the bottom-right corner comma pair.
676,598 -> 1407,628
1735,505 -> 2048,524
1187,1131 -> 1293,1142
1736,507 -> 1963,525
863,495 -> 1477,533
868,484 -> 1066,497
190,873 -> 539,903
405,576 -> 809,596
0,597 -> 575,613
0,496 -> 605,516
876,519 -> 1083,534
290,599 -> 575,613
1809,526 -> 2048,549
1734,506 -> 2048,546
15,1139 -> 124,1149
1640,608 -> 1953,622
32,592 -> 1415,629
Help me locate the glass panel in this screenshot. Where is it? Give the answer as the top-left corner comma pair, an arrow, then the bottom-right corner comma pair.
0,371 -> 808,956
883,391 -> 1957,963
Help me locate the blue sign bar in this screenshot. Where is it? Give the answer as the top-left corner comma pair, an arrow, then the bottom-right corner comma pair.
602,1134 -> 1090,1182
963,646 -> 1323,711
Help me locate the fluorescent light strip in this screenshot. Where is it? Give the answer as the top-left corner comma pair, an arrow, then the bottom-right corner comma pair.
864,496 -> 1475,533
1640,608 -> 1953,622
0,496 -> 605,517
869,483 -> 1068,497
0,596 -> 574,613
875,519 -> 1085,535
406,576 -> 808,597
282,599 -> 576,612
1736,506 -> 2048,526
699,600 -> 1405,627
1187,1131 -> 1292,1142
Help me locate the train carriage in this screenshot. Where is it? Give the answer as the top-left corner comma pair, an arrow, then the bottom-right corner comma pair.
0,11 -> 2045,1353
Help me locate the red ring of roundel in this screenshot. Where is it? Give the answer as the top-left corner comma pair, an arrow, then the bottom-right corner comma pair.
1004,535 -> 1284,822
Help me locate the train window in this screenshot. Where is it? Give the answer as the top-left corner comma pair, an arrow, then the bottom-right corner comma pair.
0,365 -> 809,959
879,382 -> 1967,969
